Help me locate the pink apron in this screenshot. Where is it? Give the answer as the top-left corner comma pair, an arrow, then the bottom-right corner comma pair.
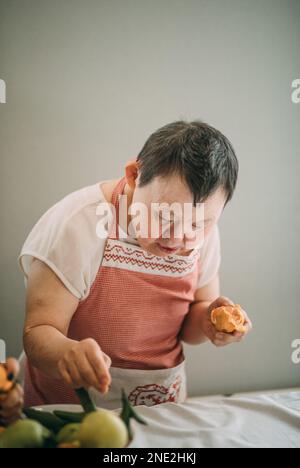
24,177 -> 201,409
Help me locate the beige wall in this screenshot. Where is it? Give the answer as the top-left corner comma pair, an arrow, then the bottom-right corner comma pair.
0,0 -> 299,395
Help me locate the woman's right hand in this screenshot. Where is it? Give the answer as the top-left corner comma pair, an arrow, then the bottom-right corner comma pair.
58,338 -> 112,393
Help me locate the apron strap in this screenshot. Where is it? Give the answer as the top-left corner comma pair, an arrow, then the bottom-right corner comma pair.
110,176 -> 127,239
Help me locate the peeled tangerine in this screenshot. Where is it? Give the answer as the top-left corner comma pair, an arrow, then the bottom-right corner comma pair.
0,364 -> 14,394
211,304 -> 246,333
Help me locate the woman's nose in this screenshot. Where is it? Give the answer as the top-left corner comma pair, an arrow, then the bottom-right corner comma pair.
161,222 -> 183,241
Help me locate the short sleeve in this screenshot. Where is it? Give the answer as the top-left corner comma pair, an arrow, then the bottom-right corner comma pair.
197,224 -> 221,289
18,185 -> 109,300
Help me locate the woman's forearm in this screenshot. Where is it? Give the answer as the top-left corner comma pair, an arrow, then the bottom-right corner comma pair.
23,325 -> 77,379
179,301 -> 211,345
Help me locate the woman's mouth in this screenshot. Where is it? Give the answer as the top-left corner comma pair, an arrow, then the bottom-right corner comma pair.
156,242 -> 180,254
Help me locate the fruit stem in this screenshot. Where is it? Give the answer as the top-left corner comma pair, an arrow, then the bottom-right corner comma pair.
120,389 -> 147,439
75,388 -> 97,413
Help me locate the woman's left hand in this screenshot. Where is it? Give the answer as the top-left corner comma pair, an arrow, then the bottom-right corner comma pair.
202,296 -> 253,347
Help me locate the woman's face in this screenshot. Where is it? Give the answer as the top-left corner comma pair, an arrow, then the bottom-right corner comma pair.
127,173 -> 226,257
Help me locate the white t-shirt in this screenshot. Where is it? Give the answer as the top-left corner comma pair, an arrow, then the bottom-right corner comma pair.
18,181 -> 221,301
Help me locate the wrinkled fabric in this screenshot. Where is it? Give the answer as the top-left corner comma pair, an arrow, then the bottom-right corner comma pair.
127,390 -> 300,448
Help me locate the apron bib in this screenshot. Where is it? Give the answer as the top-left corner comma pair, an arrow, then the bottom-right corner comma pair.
24,177 -> 201,410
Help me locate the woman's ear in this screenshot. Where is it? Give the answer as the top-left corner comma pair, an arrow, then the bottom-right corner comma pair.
125,158 -> 139,189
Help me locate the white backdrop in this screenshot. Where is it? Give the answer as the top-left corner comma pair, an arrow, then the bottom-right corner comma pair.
0,0 -> 299,395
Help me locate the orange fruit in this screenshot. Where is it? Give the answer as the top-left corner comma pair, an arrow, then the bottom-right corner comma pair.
211,304 -> 246,333
0,364 -> 14,394
57,441 -> 80,448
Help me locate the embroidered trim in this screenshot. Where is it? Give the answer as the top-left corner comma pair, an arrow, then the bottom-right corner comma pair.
128,374 -> 182,406
102,239 -> 200,277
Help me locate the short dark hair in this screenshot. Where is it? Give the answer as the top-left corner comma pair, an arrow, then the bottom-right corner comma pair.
136,120 -> 238,205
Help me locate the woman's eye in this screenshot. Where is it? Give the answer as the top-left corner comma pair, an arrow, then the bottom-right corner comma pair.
159,213 -> 172,223
161,220 -> 173,229
152,212 -> 171,226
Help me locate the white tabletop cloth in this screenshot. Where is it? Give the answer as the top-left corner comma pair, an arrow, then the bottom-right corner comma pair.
128,389 -> 300,448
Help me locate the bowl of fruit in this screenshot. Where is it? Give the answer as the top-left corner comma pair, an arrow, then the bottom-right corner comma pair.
0,373 -> 147,449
